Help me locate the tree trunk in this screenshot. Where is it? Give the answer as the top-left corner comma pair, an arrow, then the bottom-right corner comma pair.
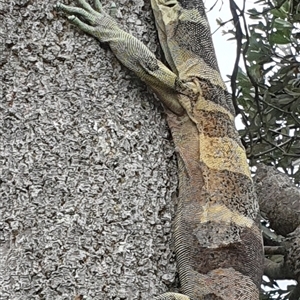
1,1 -> 179,298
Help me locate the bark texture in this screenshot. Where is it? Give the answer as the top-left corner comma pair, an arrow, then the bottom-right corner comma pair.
255,163 -> 300,236
255,164 -> 300,298
1,1 -> 179,299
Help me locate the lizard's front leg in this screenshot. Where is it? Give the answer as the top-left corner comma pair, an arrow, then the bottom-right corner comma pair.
56,0 -> 188,115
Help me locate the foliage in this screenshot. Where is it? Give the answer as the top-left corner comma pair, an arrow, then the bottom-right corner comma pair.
226,0 -> 300,184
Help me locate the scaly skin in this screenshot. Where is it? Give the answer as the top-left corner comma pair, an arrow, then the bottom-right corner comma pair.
56,1 -> 264,299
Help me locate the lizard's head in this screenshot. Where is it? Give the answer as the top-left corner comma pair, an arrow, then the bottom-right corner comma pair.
151,0 -> 205,8
150,0 -> 216,85
150,0 -> 180,32
151,0 -> 206,30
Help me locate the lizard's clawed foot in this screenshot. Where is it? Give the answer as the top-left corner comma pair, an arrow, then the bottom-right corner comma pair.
56,0 -> 102,13
55,0 -> 118,38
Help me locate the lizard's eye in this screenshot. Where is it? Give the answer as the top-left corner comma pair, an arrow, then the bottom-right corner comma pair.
164,0 -> 177,7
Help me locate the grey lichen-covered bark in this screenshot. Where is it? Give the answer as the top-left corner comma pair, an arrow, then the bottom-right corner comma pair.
0,1 -> 179,299
255,163 -> 300,237
254,164 -> 300,299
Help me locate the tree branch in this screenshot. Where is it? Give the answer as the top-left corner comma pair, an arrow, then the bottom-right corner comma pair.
255,164 -> 300,236
229,0 -> 243,115
264,258 -> 295,280
289,280 -> 300,300
264,246 -> 286,255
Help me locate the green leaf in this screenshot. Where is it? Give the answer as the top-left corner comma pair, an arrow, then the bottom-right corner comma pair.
293,13 -> 300,21
274,18 -> 293,28
271,8 -> 286,18
269,31 -> 290,44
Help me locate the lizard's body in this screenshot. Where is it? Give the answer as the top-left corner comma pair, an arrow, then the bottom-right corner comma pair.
56,1 -> 264,299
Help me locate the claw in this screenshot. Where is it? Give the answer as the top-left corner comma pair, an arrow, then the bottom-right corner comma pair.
94,0 -> 102,12
108,2 -> 117,18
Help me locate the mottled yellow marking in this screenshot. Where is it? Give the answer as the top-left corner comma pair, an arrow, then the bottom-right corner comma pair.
199,134 -> 251,178
200,203 -> 254,228
195,96 -> 234,121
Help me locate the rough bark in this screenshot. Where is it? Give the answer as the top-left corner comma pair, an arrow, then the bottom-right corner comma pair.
1,1 -> 179,299
254,164 -> 300,299
255,163 -> 300,236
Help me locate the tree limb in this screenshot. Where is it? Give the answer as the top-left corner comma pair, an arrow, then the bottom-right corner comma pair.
264,258 -> 295,280
264,246 -> 286,255
289,280 -> 300,300
255,163 -> 300,236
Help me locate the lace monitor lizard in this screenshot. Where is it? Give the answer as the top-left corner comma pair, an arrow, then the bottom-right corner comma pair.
56,1 -> 264,299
